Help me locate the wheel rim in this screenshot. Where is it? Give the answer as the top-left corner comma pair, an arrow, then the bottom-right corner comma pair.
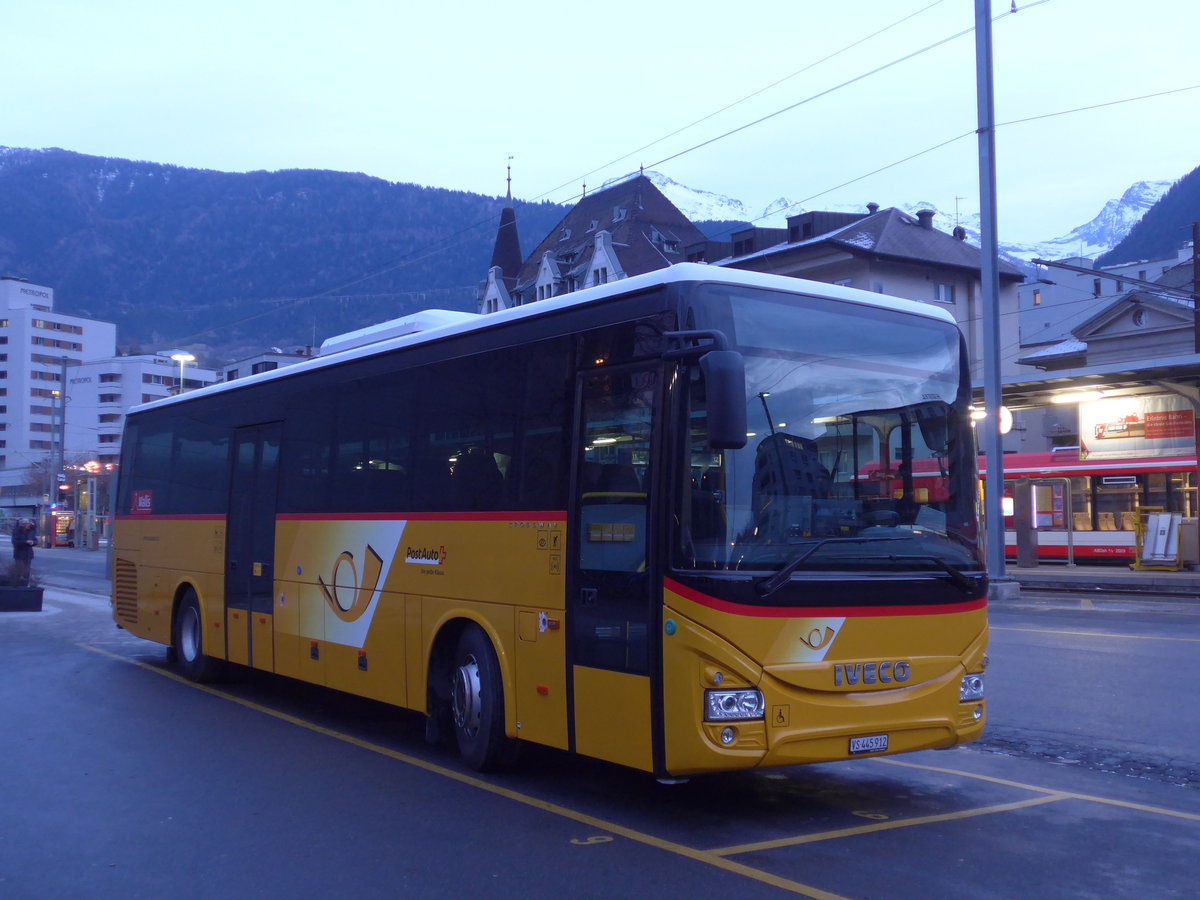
452,654 -> 482,736
180,605 -> 200,662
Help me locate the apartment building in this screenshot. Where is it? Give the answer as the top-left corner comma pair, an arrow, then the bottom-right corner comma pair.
0,277 -> 117,500
64,352 -> 219,466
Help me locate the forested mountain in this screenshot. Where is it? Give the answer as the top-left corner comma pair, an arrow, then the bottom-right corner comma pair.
0,148 -> 565,360
1097,164 -> 1200,266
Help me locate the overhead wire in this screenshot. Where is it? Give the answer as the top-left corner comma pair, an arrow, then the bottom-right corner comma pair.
165,0 -> 1198,350
532,0 -> 950,204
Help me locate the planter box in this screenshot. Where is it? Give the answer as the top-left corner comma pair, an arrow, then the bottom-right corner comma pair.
0,586 -> 43,612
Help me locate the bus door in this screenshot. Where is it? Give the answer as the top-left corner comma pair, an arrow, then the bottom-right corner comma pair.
569,366 -> 658,772
225,422 -> 281,671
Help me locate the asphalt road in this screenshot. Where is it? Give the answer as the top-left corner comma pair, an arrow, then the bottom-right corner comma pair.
2,553 -> 1197,898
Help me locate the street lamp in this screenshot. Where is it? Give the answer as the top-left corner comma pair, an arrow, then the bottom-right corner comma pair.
170,352 -> 196,393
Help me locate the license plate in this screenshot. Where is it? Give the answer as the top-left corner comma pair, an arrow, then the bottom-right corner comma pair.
849,734 -> 888,755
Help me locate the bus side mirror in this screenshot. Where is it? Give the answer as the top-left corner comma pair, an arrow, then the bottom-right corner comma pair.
700,350 -> 747,450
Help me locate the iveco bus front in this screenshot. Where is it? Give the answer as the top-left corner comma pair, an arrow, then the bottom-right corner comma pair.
661,278 -> 987,775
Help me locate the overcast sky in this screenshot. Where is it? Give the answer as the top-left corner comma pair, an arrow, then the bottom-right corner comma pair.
6,0 -> 1197,241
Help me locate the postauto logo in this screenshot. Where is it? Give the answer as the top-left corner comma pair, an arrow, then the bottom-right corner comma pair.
405,545 -> 446,565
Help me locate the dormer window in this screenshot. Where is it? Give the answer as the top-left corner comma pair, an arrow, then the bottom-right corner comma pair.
612,207 -> 626,223
587,219 -> 598,232
559,228 -> 572,241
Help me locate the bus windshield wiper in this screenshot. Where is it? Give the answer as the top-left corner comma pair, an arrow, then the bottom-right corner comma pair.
754,536 -> 908,598
879,555 -> 976,594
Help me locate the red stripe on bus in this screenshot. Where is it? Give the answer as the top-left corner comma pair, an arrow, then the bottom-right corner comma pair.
275,511 -> 568,522
114,514 -> 225,521
116,511 -> 567,522
664,577 -> 986,618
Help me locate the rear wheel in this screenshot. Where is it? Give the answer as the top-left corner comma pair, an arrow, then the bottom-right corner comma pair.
172,589 -> 224,682
451,624 -> 517,771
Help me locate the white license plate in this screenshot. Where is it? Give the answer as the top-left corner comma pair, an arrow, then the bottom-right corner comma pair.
849,734 -> 888,755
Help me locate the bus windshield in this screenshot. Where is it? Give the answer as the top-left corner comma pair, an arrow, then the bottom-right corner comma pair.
682,283 -> 980,575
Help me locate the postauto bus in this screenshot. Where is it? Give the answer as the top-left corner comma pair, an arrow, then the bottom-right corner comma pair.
111,264 -> 987,778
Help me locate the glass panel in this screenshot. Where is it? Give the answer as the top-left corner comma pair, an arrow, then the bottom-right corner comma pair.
574,368 -> 655,673
681,284 -> 979,576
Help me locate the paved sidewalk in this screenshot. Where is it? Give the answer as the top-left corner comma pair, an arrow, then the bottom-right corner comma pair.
1005,562 -> 1200,596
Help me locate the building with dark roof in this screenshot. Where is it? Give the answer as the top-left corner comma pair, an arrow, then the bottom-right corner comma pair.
478,174 -> 705,312
694,205 -> 1025,385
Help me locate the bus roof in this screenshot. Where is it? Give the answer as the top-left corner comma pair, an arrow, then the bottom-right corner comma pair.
133,263 -> 958,415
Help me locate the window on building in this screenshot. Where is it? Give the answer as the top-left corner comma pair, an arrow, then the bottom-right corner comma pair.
31,319 -> 83,335
226,368 -> 240,381
1138,270 -> 1147,280
1032,289 -> 1041,306
251,361 -> 279,375
30,405 -> 52,416
1093,279 -> 1102,297
99,393 -> 120,403
99,373 -> 120,382
29,440 -> 51,450
933,283 -> 955,303
594,267 -> 608,286
99,413 -> 121,423
99,434 -> 119,443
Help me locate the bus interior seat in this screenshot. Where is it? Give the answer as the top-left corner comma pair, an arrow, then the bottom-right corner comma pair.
1072,512 -> 1093,531
1119,511 -> 1137,531
452,448 -> 503,509
599,463 -> 640,494
1097,512 -> 1118,531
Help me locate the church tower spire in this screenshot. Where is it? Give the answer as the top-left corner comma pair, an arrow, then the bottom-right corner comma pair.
489,157 -> 521,281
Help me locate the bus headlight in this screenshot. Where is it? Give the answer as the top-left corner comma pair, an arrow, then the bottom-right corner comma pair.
704,689 -> 765,721
960,674 -> 985,702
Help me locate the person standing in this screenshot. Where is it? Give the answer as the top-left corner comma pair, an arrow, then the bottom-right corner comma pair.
11,518 -> 36,586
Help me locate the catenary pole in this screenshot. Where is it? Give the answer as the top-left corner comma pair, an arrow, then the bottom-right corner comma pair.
975,0 -> 1007,584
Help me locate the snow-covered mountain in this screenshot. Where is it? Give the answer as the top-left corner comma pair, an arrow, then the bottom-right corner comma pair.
647,170 -> 1176,270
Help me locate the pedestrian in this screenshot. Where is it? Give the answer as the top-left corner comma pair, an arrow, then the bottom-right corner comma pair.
11,518 -> 36,586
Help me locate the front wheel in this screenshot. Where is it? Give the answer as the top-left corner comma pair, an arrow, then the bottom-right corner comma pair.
172,589 -> 224,682
450,625 -> 517,771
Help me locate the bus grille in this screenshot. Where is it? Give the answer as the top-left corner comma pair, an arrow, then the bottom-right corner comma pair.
113,558 -> 138,626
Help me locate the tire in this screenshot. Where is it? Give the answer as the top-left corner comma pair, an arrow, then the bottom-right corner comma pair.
450,624 -> 517,771
172,589 -> 224,683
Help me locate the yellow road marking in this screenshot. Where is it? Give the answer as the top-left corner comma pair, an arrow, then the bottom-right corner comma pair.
875,758 -> 1200,822
709,794 -> 1066,856
991,626 -> 1200,643
80,644 -> 849,900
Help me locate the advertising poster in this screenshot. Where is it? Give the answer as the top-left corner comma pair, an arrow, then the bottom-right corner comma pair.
1078,395 -> 1196,460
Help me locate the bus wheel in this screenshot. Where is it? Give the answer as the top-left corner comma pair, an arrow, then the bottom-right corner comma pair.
172,589 -> 223,683
450,625 -> 516,771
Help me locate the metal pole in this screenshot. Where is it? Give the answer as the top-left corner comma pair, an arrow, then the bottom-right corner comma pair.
975,0 -> 1008,586
56,355 -> 68,497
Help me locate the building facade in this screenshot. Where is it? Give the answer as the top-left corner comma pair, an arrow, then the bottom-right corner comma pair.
694,206 -> 1025,386
0,277 -> 118,506
478,174 -> 706,312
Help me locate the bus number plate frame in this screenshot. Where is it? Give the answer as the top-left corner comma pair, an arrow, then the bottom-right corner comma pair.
849,734 -> 888,755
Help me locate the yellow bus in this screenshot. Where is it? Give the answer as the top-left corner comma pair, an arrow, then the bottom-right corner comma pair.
112,263 -> 987,778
